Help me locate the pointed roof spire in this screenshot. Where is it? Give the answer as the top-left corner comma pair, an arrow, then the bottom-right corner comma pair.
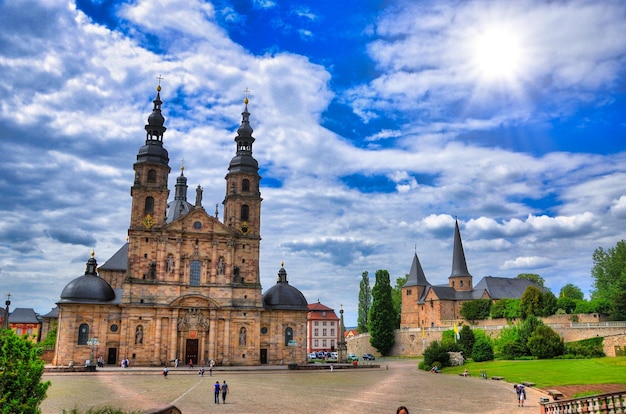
449,218 -> 472,278
136,81 -> 169,166
228,88 -> 258,174
405,250 -> 430,287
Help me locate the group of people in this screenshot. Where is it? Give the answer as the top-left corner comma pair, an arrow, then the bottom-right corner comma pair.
214,380 -> 229,404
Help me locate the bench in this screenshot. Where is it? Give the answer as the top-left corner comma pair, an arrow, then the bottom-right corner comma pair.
521,382 -> 536,387
490,376 -> 505,381
547,390 -> 564,400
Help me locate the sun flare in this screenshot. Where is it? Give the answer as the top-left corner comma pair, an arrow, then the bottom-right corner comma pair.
469,25 -> 526,84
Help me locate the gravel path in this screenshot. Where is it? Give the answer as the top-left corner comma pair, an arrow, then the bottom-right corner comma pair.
41,360 -> 546,413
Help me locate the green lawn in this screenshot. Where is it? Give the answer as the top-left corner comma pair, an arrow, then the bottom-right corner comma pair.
444,357 -> 626,388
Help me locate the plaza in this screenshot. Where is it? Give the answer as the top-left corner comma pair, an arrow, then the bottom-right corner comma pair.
41,360 -> 542,414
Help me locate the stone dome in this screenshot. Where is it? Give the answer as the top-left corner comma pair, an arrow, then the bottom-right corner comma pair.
262,265 -> 308,310
59,254 -> 115,304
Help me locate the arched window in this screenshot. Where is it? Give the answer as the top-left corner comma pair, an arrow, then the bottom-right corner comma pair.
78,323 -> 89,345
240,205 -> 249,221
190,260 -> 201,286
147,169 -> 157,183
242,179 -> 250,192
284,327 -> 293,346
144,197 -> 154,215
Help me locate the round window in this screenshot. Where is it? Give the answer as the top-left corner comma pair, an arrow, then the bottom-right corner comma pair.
193,221 -> 202,229
110,324 -> 119,333
260,327 -> 268,335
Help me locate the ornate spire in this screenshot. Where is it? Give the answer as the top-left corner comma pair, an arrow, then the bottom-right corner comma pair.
228,88 -> 258,173
136,81 -> 169,166
174,165 -> 188,201
85,251 -> 98,276
406,250 -> 430,287
450,219 -> 472,278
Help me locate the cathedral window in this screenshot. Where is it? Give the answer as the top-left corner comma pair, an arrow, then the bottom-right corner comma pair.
242,179 -> 250,192
407,289 -> 412,295
190,260 -> 201,286
284,327 -> 293,346
78,323 -> 89,345
460,280 -> 464,287
241,205 -> 249,221
144,197 -> 154,215
147,169 -> 157,183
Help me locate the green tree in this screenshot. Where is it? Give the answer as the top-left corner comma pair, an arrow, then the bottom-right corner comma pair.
540,291 -> 558,317
521,285 -> 543,317
560,283 -> 584,300
458,325 -> 475,357
391,274 -> 408,329
0,329 -> 51,414
490,298 -> 522,320
368,269 -> 397,355
518,314 -> 544,355
516,273 -> 546,287
556,297 -> 577,314
459,299 -> 491,322
591,240 -> 626,320
527,325 -> 564,359
357,271 -> 372,333
471,337 -> 494,362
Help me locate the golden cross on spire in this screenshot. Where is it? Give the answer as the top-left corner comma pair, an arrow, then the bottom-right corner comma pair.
180,158 -> 185,172
156,74 -> 164,91
244,87 -> 251,104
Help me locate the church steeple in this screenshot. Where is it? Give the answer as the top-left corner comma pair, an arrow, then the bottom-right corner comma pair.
130,83 -> 171,231
449,218 -> 473,291
223,90 -> 262,239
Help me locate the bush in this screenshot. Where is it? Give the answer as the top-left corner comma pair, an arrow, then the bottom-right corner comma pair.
471,338 -> 494,362
500,341 -> 527,360
423,341 -> 451,369
527,325 -> 564,359
564,337 -> 605,358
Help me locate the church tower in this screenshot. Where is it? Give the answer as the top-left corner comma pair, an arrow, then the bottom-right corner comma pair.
448,219 -> 473,291
223,93 -> 262,283
130,84 -> 171,231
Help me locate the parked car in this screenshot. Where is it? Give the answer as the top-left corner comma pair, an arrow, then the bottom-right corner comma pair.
307,352 -> 317,360
347,353 -> 359,361
316,351 -> 326,359
329,352 -> 338,360
362,353 -> 375,360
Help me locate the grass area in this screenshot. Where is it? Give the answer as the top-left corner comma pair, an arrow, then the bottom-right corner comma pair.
444,356 -> 626,388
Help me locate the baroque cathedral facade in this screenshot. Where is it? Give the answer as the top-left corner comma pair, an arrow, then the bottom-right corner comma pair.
54,86 -> 308,367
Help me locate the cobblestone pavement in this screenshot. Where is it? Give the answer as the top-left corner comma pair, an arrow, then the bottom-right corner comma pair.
41,360 -> 545,414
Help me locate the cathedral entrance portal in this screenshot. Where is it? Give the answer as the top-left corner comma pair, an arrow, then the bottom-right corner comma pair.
107,348 -> 117,365
186,339 -> 199,365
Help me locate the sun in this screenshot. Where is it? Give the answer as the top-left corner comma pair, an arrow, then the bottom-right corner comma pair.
469,25 -> 526,84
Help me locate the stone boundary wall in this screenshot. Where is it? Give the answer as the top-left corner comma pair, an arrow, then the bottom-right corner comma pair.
347,321 -> 626,358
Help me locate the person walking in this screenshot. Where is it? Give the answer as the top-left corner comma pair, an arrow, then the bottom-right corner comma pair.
221,380 -> 229,404
214,381 -> 221,404
162,367 -> 168,379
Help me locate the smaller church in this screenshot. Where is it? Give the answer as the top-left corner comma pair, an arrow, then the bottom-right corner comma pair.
54,85 -> 309,367
401,219 -> 542,329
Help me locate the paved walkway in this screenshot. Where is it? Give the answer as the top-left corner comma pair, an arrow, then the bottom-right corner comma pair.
41,360 -> 545,413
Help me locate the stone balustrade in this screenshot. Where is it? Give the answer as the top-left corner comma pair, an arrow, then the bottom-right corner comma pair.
540,391 -> 626,414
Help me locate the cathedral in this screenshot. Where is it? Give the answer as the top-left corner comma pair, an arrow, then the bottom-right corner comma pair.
53,86 -> 309,367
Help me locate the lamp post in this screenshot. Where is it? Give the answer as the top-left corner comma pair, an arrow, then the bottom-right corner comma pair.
288,339 -> 298,370
2,293 -> 10,330
338,304 -> 347,363
87,338 -> 99,372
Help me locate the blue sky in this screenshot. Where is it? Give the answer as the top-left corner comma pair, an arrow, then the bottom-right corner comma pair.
1,0 -> 625,326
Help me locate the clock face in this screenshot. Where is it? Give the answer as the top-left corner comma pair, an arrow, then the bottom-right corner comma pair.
193,221 -> 202,230
142,214 -> 154,229
240,221 -> 249,235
